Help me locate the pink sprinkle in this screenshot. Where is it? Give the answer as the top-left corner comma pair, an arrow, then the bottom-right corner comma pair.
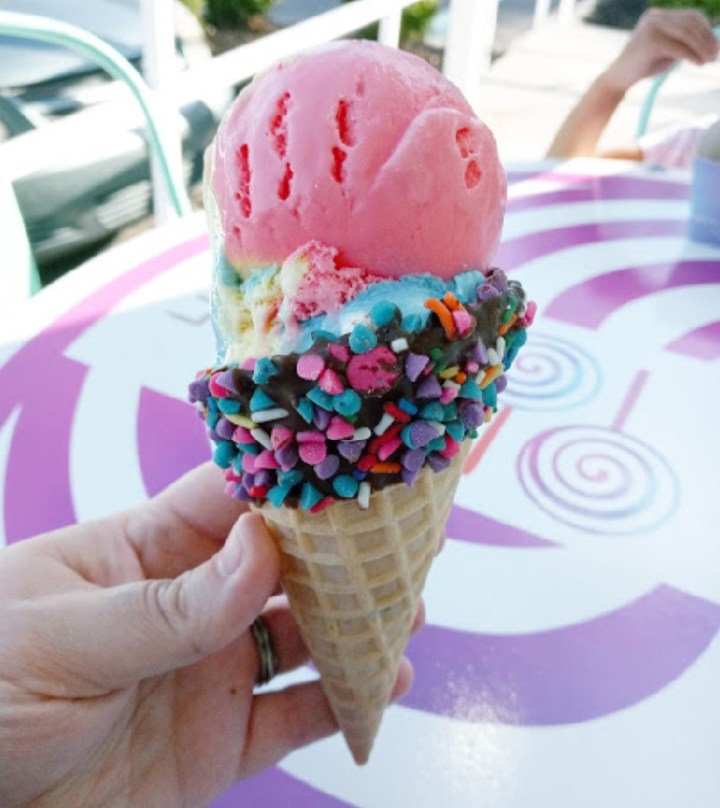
224,481 -> 236,496
319,367 -> 344,395
233,426 -> 255,444
377,438 -> 402,461
346,345 -> 399,393
297,430 -> 326,443
466,360 -> 480,374
440,387 -> 459,404
440,435 -> 461,458
271,426 -> 293,450
255,450 -> 281,469
299,441 -> 327,464
328,343 -> 350,363
241,357 -> 256,371
310,496 -> 335,514
327,416 -> 355,440
452,309 -> 474,336
241,453 -> 256,473
525,300 -> 537,325
208,373 -> 231,398
297,354 -> 325,380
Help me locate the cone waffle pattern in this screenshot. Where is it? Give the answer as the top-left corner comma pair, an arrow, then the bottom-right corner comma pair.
253,444 -> 469,764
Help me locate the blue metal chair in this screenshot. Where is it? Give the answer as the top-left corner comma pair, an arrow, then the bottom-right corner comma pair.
635,24 -> 720,140
0,10 -> 192,311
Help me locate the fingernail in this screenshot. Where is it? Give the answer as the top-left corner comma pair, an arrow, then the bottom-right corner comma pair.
217,530 -> 244,577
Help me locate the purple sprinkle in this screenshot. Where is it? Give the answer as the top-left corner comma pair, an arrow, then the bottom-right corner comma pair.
410,420 -> 440,448
242,473 -> 255,492
352,469 -> 367,480
254,469 -> 274,488
459,400 -> 484,429
208,429 -> 222,442
232,484 -> 252,501
468,339 -> 488,365
401,466 -> 422,486
215,369 -> 238,393
313,406 -> 332,431
477,282 -> 499,300
401,448 -> 426,472
427,452 -> 451,472
215,417 -> 236,440
276,445 -> 299,470
316,454 -> 340,480
188,378 -> 210,402
495,374 -> 508,393
405,353 -> 429,382
338,440 -> 365,463
490,268 -> 508,291
417,374 -> 442,399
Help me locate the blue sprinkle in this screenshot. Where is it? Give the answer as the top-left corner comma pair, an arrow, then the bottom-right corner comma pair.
427,436 -> 447,453
352,469 -> 367,480
207,398 -> 219,412
401,424 -> 416,449
504,328 -> 527,368
349,324 -> 377,354
370,301 -> 398,327
217,397 -> 241,414
267,485 -> 290,507
232,454 -> 245,474
401,313 -> 425,332
482,383 -> 497,409
333,474 -> 359,498
420,401 -> 445,421
307,386 -> 335,411
311,329 -> 338,343
243,442 -> 261,455
206,410 -> 220,430
277,469 -> 303,488
460,378 -> 483,400
398,398 -> 419,415
250,389 -> 277,411
295,396 -> 315,423
300,482 -> 323,510
442,402 -> 458,422
213,441 -> 236,468
333,389 -> 361,416
446,420 -> 466,442
253,357 -> 279,384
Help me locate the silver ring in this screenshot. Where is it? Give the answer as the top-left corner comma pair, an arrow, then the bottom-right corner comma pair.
251,616 -> 277,685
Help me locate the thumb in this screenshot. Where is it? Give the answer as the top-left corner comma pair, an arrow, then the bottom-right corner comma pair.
31,513 -> 280,692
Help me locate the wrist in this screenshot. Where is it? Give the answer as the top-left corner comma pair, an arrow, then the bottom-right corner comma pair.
595,68 -> 632,100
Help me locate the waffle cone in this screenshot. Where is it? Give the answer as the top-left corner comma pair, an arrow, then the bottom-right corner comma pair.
252,443 -> 469,764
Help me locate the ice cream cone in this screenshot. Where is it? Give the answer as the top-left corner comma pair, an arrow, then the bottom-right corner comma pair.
252,441 -> 470,764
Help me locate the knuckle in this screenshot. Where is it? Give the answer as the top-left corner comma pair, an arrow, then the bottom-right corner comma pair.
142,577 -> 208,660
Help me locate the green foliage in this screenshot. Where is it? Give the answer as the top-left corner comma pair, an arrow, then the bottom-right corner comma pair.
203,0 -> 278,28
650,0 -> 720,21
340,0 -> 440,45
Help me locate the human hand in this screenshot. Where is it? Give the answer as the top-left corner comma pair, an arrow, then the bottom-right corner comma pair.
603,8 -> 719,94
0,463 -> 414,808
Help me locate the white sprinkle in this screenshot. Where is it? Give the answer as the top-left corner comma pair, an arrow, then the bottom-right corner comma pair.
487,348 -> 500,366
250,428 -> 273,450
442,380 -> 461,392
353,427 -> 372,441
252,407 -> 289,423
390,337 -> 409,352
496,336 -> 506,359
373,412 -> 395,436
357,482 -> 371,509
426,420 -> 446,436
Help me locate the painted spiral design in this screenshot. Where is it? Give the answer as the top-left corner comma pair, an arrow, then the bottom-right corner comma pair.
503,332 -> 601,410
517,425 -> 679,535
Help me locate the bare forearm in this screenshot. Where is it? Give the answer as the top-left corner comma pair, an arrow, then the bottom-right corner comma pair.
547,72 -> 628,158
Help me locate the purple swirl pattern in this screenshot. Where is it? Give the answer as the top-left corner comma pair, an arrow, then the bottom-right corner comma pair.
502,332 -> 601,411
517,425 -> 679,535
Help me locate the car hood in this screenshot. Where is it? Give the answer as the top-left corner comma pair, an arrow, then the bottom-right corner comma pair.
0,0 -> 143,88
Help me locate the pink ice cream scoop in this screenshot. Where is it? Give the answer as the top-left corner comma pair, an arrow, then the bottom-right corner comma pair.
208,39 -> 506,280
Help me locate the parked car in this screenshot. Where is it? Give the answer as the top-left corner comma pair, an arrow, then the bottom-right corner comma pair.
0,0 -> 231,267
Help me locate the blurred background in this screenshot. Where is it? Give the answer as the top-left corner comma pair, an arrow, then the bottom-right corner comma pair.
1,0 -> 718,286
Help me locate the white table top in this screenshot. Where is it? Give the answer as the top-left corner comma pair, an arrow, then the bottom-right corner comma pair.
2,159 -> 720,807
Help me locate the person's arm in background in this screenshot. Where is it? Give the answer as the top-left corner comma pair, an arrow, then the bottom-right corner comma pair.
547,7 -> 719,160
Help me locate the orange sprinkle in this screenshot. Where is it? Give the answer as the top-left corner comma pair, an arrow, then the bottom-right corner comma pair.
455,371 -> 467,384
480,364 -> 504,389
442,291 -> 462,311
425,298 -> 456,338
371,462 -> 402,474
498,314 -> 517,335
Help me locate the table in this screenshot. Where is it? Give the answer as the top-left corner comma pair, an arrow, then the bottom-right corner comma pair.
2,160 -> 720,807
